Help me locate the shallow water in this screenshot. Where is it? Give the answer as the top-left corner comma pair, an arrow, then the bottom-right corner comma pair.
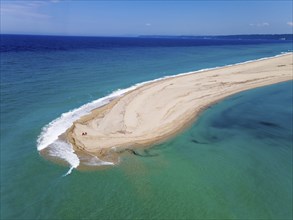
1,35 -> 292,219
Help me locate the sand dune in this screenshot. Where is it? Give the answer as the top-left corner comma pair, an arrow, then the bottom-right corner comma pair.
66,53 -> 292,160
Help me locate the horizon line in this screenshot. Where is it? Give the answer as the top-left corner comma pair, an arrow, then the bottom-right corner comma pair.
1,33 -> 293,38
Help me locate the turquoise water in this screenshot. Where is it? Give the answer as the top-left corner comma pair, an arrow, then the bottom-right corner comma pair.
1,35 -> 292,219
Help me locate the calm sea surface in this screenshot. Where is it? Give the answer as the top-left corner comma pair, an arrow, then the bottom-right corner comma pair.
1,35 -> 292,219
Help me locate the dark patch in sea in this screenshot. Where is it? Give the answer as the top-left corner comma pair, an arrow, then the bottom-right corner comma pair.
259,121 -> 280,127
123,149 -> 159,157
211,135 -> 219,141
191,139 -> 208,144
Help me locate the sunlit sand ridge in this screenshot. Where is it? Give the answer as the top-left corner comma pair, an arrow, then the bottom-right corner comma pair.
66,53 -> 292,161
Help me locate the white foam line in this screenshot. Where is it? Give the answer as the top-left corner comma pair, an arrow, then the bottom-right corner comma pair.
63,166 -> 75,177
46,140 -> 80,167
37,52 -> 292,168
82,155 -> 115,166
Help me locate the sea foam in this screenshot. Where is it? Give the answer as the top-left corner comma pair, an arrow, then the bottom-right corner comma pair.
37,52 -> 292,171
36,81 -> 151,170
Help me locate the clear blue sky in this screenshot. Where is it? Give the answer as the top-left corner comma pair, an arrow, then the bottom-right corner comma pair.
1,0 -> 292,36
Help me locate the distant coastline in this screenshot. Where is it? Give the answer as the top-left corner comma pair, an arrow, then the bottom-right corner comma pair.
138,34 -> 293,40
1,33 -> 292,39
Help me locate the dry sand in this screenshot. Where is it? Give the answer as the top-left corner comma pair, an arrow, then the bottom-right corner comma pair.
66,53 -> 292,159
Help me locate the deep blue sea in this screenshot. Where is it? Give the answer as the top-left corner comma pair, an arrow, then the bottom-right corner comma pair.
1,34 -> 292,219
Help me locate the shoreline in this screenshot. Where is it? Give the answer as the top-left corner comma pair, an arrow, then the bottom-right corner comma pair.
65,53 -> 293,163
37,52 -> 291,151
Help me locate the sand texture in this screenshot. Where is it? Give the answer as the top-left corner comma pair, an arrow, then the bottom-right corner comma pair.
66,54 -> 293,158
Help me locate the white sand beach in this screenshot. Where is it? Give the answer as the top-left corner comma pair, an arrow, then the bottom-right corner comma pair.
66,53 -> 293,160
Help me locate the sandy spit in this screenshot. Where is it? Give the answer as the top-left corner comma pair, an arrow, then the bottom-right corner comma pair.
66,53 -> 293,161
